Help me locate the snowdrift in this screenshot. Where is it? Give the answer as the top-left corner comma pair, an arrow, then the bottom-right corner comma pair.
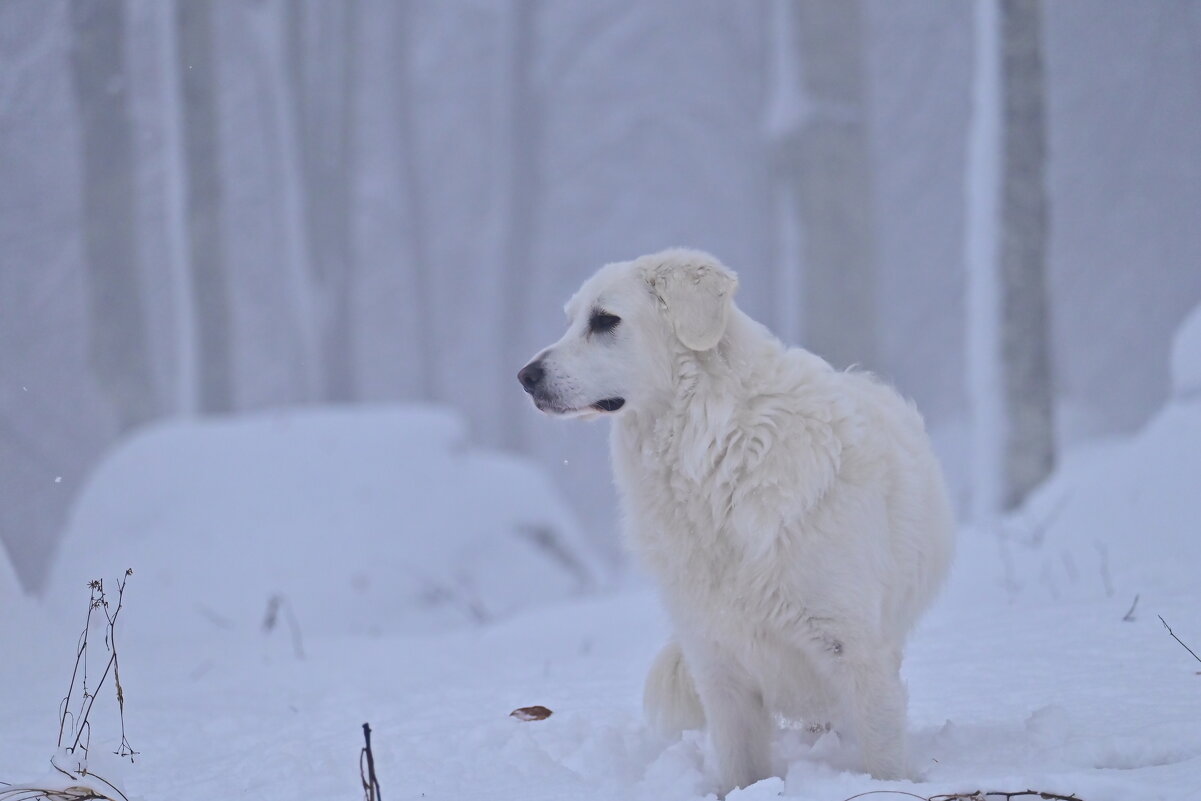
1000,305 -> 1201,603
45,405 -> 600,640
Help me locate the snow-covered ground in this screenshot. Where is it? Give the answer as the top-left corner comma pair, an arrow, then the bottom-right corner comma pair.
4,333 -> 1201,800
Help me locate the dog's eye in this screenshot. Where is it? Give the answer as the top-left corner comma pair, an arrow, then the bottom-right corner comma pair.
590,312 -> 621,334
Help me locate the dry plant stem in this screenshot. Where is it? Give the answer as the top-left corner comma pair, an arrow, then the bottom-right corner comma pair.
103,572 -> 134,758
360,723 -> 382,801
57,586 -> 101,749
1121,594 -> 1139,622
841,791 -> 1084,801
0,766 -> 129,801
0,751 -> 131,801
0,787 -> 120,801
931,792 -> 1083,801
1158,615 -> 1201,665
262,594 -> 306,659
69,572 -> 134,757
51,765 -> 128,801
56,571 -> 137,761
2,574 -> 135,801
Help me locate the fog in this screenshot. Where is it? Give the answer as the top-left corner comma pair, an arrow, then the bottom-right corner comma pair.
2,0 -> 1200,592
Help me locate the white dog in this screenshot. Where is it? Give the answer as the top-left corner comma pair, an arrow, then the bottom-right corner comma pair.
519,249 -> 954,795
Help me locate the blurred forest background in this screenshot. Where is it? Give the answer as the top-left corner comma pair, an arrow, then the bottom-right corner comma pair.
2,0 -> 1200,593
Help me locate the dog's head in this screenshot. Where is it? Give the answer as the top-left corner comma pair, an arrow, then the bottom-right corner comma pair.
518,249 -> 738,418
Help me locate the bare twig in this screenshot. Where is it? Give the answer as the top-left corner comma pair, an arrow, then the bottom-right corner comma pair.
931,792 -> 1082,801
1158,615 -> 1201,666
1,757 -> 129,801
262,594 -> 306,659
57,585 -> 100,749
104,571 -> 134,759
72,773 -> 128,801
360,723 -> 382,801
1121,594 -> 1139,622
56,571 -> 137,763
840,790 -> 1083,801
0,785 -> 122,801
68,571 -> 136,760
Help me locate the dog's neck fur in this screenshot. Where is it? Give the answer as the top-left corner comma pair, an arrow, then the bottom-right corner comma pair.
614,307 -> 787,480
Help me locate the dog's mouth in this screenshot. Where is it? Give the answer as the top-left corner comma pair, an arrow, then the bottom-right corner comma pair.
532,395 -> 625,417
591,398 -> 625,413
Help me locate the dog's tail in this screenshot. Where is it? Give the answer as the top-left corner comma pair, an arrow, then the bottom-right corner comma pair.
643,640 -> 705,734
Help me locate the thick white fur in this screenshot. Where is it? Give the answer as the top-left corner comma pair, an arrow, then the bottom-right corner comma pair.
524,249 -> 955,795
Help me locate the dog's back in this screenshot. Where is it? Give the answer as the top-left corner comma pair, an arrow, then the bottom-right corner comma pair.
628,313 -> 955,790
831,366 -> 956,638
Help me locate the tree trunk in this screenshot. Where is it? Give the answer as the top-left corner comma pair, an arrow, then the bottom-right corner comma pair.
287,0 -> 358,403
966,0 -> 1055,519
764,0 -> 805,347
393,0 -> 436,401
69,0 -> 157,431
998,0 -> 1054,509
793,0 -> 877,369
497,0 -> 541,451
158,0 -> 199,416
177,0 -> 233,414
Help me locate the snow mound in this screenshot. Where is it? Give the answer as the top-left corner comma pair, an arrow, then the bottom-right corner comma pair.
45,405 -> 600,640
1000,390 -> 1201,603
991,307 -> 1201,606
1171,302 -> 1201,399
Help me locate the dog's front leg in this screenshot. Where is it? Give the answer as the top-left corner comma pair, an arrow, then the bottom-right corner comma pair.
841,651 -> 908,780
687,647 -> 772,796
810,634 -> 908,780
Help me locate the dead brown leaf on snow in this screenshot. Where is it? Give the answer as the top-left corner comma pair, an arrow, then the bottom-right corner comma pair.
510,705 -> 553,721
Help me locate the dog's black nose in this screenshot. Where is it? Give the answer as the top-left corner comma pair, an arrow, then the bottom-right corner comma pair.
518,361 -> 544,393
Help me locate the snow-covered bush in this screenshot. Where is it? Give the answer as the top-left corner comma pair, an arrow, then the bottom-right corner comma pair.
45,406 -> 600,640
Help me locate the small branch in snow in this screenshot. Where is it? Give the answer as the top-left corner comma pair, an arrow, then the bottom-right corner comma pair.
0,755 -> 130,801
1121,594 -> 1139,622
360,723 -> 382,801
262,593 -> 306,659
0,785 -> 126,801
840,790 -> 1085,801
1158,615 -> 1201,666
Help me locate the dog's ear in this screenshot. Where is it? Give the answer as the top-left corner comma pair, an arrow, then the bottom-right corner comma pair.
646,251 -> 739,351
